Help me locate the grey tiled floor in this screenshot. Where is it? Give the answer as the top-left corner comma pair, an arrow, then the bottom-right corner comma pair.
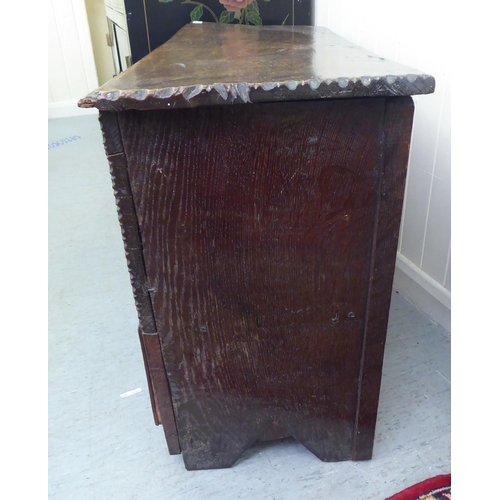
48,115 -> 451,500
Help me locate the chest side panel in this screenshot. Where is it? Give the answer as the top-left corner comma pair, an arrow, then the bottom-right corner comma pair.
119,98 -> 386,469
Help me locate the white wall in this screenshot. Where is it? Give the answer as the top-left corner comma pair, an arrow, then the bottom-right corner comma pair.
85,0 -> 116,85
48,0 -> 99,118
314,0 -> 451,331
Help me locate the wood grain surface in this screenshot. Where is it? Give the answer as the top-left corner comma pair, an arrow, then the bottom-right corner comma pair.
79,23 -> 434,111
99,111 -> 181,455
115,97 -> 411,469
352,97 -> 414,460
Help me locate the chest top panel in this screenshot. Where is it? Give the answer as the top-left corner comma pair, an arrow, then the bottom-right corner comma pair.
79,22 -> 434,111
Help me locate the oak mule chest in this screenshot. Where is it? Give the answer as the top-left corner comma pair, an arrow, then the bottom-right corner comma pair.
79,22 -> 434,470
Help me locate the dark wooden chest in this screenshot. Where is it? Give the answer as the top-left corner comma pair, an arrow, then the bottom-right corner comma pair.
79,22 -> 434,470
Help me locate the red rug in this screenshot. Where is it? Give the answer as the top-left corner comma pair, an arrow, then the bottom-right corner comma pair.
386,474 -> 451,499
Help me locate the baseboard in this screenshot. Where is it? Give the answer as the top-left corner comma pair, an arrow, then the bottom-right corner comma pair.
48,100 -> 98,119
393,253 -> 451,333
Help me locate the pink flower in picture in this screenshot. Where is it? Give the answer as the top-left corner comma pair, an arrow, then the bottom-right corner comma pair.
219,0 -> 255,12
